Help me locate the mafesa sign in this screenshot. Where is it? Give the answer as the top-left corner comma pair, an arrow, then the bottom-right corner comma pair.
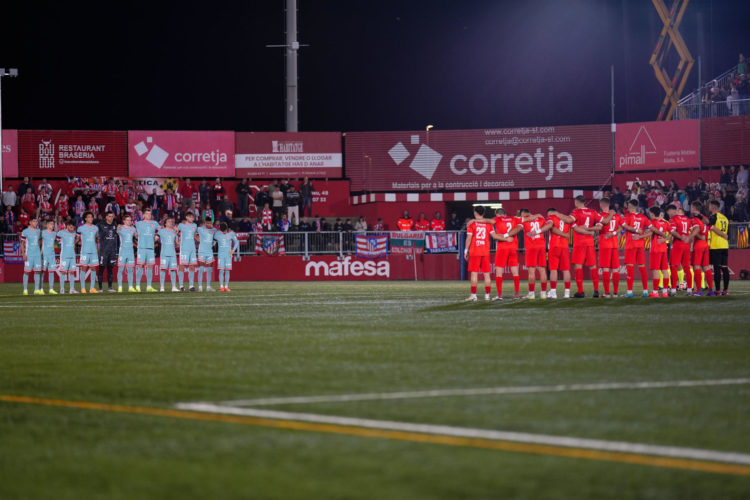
305,256 -> 389,277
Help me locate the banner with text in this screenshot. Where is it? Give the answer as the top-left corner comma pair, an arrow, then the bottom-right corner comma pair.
345,125 -> 611,192
2,129 -> 18,178
235,132 -> 342,178
18,130 -> 128,177
129,131 -> 235,177
615,120 -> 699,171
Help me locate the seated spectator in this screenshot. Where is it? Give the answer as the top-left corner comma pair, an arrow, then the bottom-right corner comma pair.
261,203 -> 273,231
277,213 -> 291,232
354,216 -> 367,232
298,217 -> 312,232
238,217 -> 252,232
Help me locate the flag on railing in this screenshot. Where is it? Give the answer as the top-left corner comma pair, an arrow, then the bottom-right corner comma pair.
738,225 -> 749,249
255,235 -> 286,256
3,240 -> 23,264
355,234 -> 388,259
425,232 -> 458,254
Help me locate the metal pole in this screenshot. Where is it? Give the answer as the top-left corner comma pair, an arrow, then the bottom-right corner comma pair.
285,0 -> 298,132
697,56 -> 702,169
0,73 -> 3,194
610,65 -> 615,176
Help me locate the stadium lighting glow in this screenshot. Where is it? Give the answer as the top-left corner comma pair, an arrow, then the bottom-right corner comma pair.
425,125 -> 434,131
0,67 -> 19,193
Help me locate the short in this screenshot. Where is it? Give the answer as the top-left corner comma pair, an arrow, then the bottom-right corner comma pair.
24,254 -> 42,272
494,248 -> 518,269
160,255 -> 179,270
670,243 -> 690,268
180,249 -> 198,266
709,248 -> 729,268
137,248 -> 156,265
692,244 -> 709,267
547,246 -> 570,271
571,245 -> 596,266
525,247 -> 546,268
624,247 -> 646,266
649,251 -> 669,271
598,247 -> 620,269
118,254 -> 135,267
79,252 -> 99,267
58,255 -> 77,272
467,254 -> 491,273
198,252 -> 215,265
100,251 -> 117,267
42,254 -> 57,271
218,254 -> 233,271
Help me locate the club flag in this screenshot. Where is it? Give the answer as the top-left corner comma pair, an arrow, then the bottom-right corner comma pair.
618,229 -> 626,250
255,234 -> 286,256
645,234 -> 651,250
356,234 -> 388,259
738,224 -> 749,249
425,232 -> 458,254
3,241 -> 23,264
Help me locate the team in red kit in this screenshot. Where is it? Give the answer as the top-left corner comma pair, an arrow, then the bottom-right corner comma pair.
464,195 -> 729,300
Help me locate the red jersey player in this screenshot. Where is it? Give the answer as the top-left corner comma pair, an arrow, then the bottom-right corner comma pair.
520,208 -> 549,299
646,206 -> 671,297
597,197 -> 622,298
571,195 -> 611,298
667,205 -> 694,295
464,206 -> 494,301
488,208 -> 523,299
621,200 -> 650,297
689,201 -> 712,296
546,208 -> 574,299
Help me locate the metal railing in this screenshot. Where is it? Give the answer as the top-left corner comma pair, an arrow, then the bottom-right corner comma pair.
674,98 -> 750,120
678,67 -> 738,106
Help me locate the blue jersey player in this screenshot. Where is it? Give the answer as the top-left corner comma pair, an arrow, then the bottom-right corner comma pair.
41,220 -> 59,294
20,217 -> 42,295
135,208 -> 160,292
117,215 -> 137,292
77,211 -> 100,293
214,222 -> 240,292
177,211 -> 198,292
196,218 -> 216,292
57,220 -> 79,294
157,217 -> 180,292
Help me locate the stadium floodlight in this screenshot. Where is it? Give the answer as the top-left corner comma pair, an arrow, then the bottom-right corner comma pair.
425,125 -> 434,131
0,67 -> 19,193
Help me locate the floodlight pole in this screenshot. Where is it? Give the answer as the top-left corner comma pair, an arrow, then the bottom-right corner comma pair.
0,68 -> 18,193
286,0 -> 298,132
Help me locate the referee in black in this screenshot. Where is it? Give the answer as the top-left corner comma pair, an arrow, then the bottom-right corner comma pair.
97,211 -> 119,293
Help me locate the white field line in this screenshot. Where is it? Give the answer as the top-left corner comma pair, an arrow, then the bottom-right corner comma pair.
175,402 -> 750,465
220,378 -> 750,407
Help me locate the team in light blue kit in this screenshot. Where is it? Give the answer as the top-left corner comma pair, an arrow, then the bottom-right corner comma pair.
177,211 -> 198,292
135,208 -> 160,292
57,220 -> 79,294
20,217 -> 42,295
214,222 -> 240,292
117,214 -> 137,292
157,217 -> 180,292
77,211 -> 100,293
41,220 -> 59,294
196,218 -> 216,292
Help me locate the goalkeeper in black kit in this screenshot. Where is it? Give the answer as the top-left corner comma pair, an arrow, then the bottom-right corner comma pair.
97,211 -> 119,293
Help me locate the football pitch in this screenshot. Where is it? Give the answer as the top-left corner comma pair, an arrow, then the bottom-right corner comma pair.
1,281 -> 749,499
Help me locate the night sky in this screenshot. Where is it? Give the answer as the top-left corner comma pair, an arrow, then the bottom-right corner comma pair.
2,0 -> 748,132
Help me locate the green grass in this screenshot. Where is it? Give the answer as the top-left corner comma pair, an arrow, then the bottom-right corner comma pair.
1,281 -> 749,499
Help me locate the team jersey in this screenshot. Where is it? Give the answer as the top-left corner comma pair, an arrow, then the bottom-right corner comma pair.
546,214 -> 571,249
157,227 -> 178,257
41,230 -> 57,257
77,224 -> 99,253
117,226 -> 136,255
522,217 -> 547,249
98,221 -> 119,253
57,229 -> 77,258
214,231 -> 239,256
466,221 -> 493,256
669,214 -> 692,244
197,226 -> 216,254
648,219 -> 671,253
397,218 -> 414,231
624,213 -> 650,249
690,216 -> 709,247
177,222 -> 198,252
599,212 -> 622,249
708,212 -> 730,250
135,220 -> 160,250
21,227 -> 41,256
493,216 -> 522,250
571,208 -> 601,246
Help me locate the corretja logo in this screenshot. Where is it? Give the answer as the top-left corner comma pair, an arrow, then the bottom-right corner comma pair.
133,137 -> 228,168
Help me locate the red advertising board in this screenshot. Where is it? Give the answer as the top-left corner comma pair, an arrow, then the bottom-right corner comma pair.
345,125 -> 611,192
18,130 -> 128,177
235,132 -> 342,178
615,120 -> 699,170
701,116 -> 750,167
129,131 -> 235,177
2,129 -> 18,178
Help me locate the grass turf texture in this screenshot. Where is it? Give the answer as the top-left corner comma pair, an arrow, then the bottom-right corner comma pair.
0,281 -> 749,499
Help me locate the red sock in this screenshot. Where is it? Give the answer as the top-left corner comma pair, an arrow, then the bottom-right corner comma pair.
485,285 -> 491,295
602,271 -> 610,295
670,266 -> 679,289
705,269 -> 713,290
613,273 -> 620,294
639,267 -> 648,290
575,268 -> 583,292
591,267 -> 599,292
626,266 -> 634,291
652,278 -> 660,291
529,282 -> 535,292
564,281 -> 571,290
495,277 -> 503,295
661,272 -> 669,290
693,269 -> 702,290
541,282 -> 547,292
685,267 -> 693,289
550,280 -> 557,289
513,276 -> 520,294
470,285 -> 477,295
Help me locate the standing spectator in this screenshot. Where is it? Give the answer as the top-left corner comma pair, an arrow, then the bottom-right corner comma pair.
611,186 -> 625,210
218,195 -> 234,220
18,207 -> 30,229
261,203 -> 273,231
285,184 -> 300,225
21,187 -> 37,215
201,205 -> 215,225
254,185 -> 269,214
279,179 -> 290,197
720,166 -> 732,189
163,188 -> 178,217
373,218 -> 384,231
235,178 -> 251,217
298,217 -> 311,232
198,179 -> 211,210
397,210 -> 413,231
102,179 -> 117,204
447,212 -> 461,231
87,196 -> 100,220
2,184 -> 17,212
354,216 -> 367,232
737,165 -> 748,189
17,177 -> 32,200
738,53 -> 747,77
115,185 -> 129,209
271,185 -> 284,219
73,195 -> 86,225
37,178 -> 53,199
737,74 -> 750,115
38,196 -> 53,220
730,194 -> 748,221
212,178 -> 225,210
312,215 -> 323,232
181,178 -> 196,214
414,212 -> 430,231
430,211 -> 445,231
3,205 -> 16,233
124,199 -> 137,220
300,177 -> 314,217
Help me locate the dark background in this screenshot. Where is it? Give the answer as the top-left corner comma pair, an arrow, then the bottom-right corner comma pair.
1,0 -> 747,132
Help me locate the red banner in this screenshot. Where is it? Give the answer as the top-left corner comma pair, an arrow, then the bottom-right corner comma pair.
18,130 -> 128,177
345,125 -> 611,192
235,132 -> 342,178
128,130 -> 235,177
615,120 -> 699,170
2,129 -> 18,178
701,116 -> 750,167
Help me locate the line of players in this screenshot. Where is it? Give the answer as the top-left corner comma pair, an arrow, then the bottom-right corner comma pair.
19,208 -> 240,295
464,196 -> 731,301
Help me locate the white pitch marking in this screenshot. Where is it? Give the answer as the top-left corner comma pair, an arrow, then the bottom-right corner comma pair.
175,402 -> 750,466
220,378 -> 750,407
